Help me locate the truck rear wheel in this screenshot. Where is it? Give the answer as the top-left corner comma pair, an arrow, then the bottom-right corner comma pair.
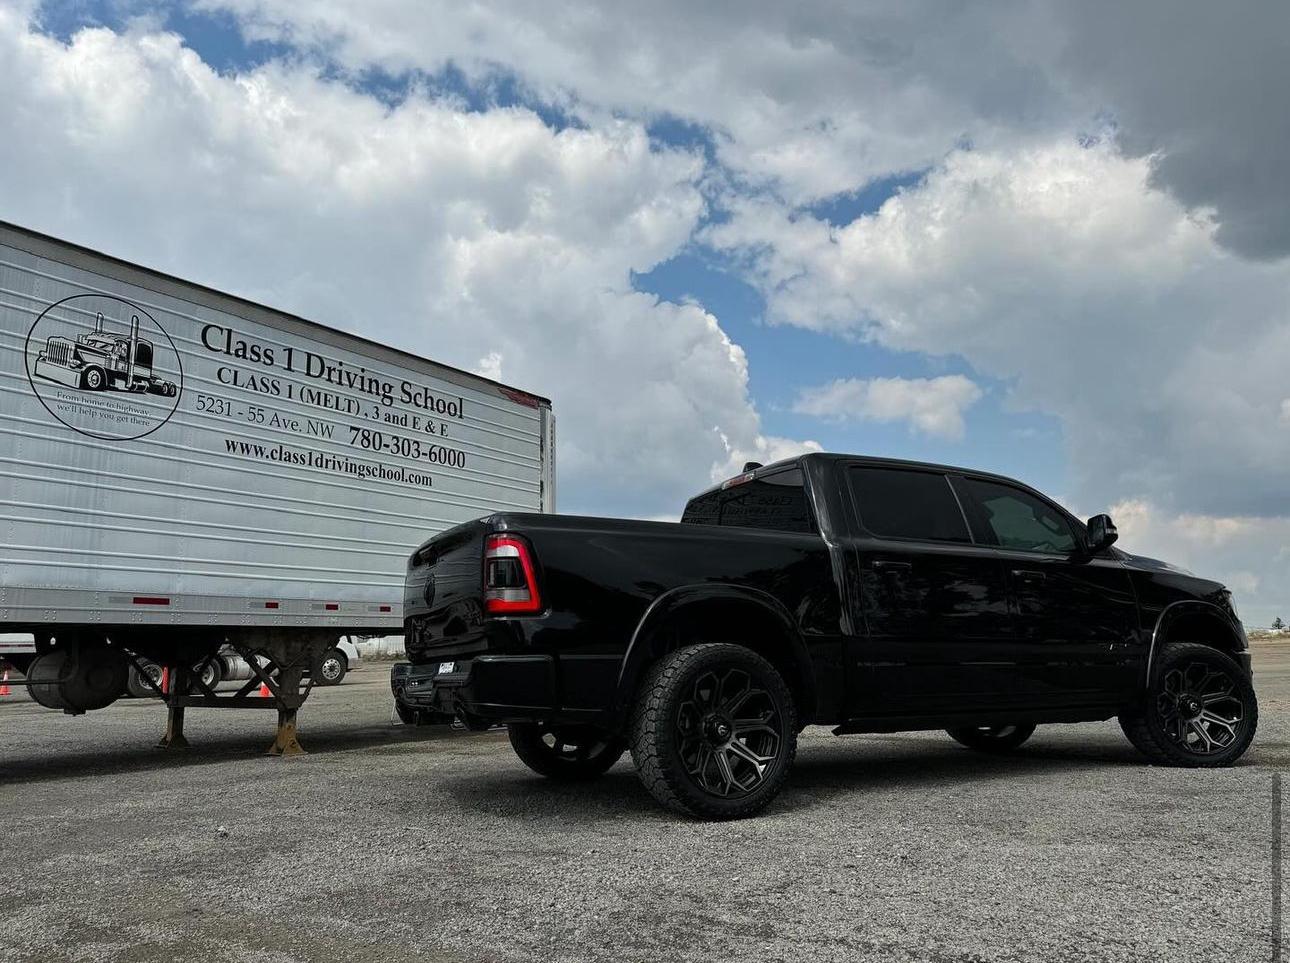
507,723 -> 625,780
946,724 -> 1036,753
1120,642 -> 1257,767
629,643 -> 797,820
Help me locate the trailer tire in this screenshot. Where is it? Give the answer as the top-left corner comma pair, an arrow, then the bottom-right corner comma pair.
81,366 -> 106,390
127,661 -> 163,699
317,647 -> 348,686
196,658 -> 222,691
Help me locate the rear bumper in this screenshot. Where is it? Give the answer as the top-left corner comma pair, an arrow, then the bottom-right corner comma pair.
399,653 -> 620,726
400,655 -> 558,722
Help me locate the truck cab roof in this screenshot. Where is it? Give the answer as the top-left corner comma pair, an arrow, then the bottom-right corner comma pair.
695,451 -> 1036,501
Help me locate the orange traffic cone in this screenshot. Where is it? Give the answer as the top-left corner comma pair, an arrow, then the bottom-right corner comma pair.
0,668 -> 10,697
258,681 -> 271,698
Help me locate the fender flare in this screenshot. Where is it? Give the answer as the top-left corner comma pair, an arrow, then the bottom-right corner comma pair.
1145,599 -> 1246,684
612,583 -> 818,722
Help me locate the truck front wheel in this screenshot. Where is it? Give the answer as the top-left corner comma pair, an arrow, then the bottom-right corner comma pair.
507,723 -> 625,780
81,367 -> 105,390
1119,642 -> 1257,767
629,643 -> 797,820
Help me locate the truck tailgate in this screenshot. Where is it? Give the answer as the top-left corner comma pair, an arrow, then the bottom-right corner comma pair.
403,519 -> 492,661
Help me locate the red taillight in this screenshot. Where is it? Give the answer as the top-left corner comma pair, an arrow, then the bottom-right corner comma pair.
484,534 -> 542,615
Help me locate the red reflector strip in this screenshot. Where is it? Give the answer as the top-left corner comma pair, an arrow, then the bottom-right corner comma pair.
264,601 -> 280,609
325,603 -> 339,611
379,605 -> 392,613
132,596 -> 169,606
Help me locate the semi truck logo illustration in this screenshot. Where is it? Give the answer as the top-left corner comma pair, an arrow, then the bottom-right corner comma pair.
25,294 -> 183,441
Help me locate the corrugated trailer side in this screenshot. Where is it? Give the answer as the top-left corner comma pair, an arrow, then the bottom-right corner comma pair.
0,221 -> 553,751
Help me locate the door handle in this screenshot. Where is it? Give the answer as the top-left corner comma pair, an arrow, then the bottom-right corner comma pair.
1011,569 -> 1046,582
872,560 -> 912,573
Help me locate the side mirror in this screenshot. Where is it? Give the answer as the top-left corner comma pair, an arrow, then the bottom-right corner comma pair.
1086,513 -> 1118,553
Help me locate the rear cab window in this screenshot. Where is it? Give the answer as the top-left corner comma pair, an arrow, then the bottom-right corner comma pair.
682,468 -> 818,535
847,466 -> 971,543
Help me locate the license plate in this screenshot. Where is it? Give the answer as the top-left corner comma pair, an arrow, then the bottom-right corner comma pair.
438,661 -> 456,675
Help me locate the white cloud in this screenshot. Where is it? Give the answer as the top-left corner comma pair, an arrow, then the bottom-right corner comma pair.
710,431 -> 823,483
707,139 -> 1290,521
195,0 -> 1074,204
793,375 -> 981,439
1109,499 -> 1290,627
0,9 -> 811,515
472,352 -> 504,382
192,0 -> 1290,261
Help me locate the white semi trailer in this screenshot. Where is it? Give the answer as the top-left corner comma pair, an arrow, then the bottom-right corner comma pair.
0,221 -> 554,753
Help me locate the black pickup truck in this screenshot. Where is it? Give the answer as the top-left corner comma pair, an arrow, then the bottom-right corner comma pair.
401,453 -> 1257,819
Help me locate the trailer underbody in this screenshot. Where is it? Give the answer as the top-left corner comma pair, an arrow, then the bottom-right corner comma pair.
12,627 -> 347,755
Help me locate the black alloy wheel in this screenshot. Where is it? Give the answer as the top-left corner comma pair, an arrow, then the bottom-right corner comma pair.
1120,642 -> 1257,767
630,643 -> 797,820
946,723 -> 1036,753
507,723 -> 626,780
676,666 -> 783,797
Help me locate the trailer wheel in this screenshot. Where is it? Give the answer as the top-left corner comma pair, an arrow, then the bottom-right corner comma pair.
196,658 -> 222,691
317,647 -> 348,685
127,661 -> 163,698
81,367 -> 106,390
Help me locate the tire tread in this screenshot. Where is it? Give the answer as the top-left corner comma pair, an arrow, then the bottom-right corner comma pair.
628,643 -> 797,820
1119,641 -> 1257,768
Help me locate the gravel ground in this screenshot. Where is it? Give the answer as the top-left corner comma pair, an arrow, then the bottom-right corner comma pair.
2,648 -> 1288,963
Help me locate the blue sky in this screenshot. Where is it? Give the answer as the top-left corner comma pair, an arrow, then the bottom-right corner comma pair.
11,0 -> 1290,622
31,0 -> 1071,503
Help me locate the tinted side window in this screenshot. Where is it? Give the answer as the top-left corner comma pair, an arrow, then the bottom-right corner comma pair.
848,467 -> 970,543
681,468 -> 816,534
958,478 -> 1077,553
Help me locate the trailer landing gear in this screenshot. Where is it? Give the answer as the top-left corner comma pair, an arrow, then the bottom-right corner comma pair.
158,707 -> 189,750
266,709 -> 304,757
125,633 -> 330,756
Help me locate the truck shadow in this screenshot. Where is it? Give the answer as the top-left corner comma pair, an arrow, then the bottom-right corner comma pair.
445,729 -> 1246,823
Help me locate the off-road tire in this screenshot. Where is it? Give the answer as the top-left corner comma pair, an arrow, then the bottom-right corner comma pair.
507,723 -> 626,780
946,723 -> 1036,753
629,643 -> 797,820
1120,642 -> 1257,767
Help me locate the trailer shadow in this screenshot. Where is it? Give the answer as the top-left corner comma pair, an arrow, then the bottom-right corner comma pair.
0,717 -> 465,786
